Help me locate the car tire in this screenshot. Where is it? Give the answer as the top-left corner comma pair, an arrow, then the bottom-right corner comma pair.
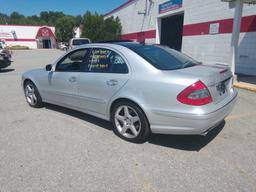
111,101 -> 150,143
24,81 -> 43,108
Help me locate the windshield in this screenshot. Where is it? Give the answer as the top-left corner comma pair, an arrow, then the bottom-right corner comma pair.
126,44 -> 200,70
72,39 -> 90,46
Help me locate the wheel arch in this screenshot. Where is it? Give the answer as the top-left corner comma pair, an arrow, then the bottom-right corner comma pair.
109,97 -> 151,128
23,78 -> 32,89
23,78 -> 41,96
23,78 -> 38,89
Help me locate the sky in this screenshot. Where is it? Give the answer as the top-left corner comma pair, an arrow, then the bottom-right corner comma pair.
0,0 -> 127,16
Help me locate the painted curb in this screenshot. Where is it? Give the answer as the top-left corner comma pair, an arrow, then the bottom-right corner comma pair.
234,82 -> 256,93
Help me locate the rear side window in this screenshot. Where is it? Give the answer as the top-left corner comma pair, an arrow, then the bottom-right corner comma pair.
72,39 -> 90,46
127,44 -> 199,70
86,48 -> 128,73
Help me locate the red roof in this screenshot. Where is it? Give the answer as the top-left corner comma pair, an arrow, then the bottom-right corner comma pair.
36,26 -> 56,39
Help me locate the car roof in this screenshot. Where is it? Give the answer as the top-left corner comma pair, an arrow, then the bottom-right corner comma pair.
114,42 -> 146,48
70,41 -> 162,55
71,38 -> 90,40
77,41 -> 147,49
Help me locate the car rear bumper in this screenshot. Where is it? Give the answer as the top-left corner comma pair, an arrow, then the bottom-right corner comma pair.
148,88 -> 238,135
0,58 -> 11,69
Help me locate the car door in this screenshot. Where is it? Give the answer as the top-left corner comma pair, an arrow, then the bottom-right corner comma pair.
45,49 -> 89,108
77,47 -> 131,116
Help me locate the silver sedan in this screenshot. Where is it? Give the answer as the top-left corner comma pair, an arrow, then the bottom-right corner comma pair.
22,42 -> 237,143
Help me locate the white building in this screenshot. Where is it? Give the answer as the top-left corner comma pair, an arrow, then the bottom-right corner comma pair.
74,26 -> 82,38
105,0 -> 256,75
0,24 -> 56,49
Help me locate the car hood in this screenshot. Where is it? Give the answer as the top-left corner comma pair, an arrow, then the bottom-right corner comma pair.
24,68 -> 44,74
22,68 -> 45,79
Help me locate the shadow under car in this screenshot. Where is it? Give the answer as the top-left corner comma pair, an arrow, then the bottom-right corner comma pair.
43,103 -> 225,151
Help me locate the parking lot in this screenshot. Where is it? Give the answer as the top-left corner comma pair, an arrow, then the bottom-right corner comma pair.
0,49 -> 255,192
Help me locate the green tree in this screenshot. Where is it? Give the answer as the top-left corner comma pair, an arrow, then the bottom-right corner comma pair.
103,16 -> 122,40
27,15 -> 46,25
75,15 -> 83,27
0,13 -> 9,24
40,11 -> 65,26
55,16 -> 75,42
0,11 -> 122,43
81,12 -> 122,42
81,12 -> 104,41
10,12 -> 24,20
9,12 -> 26,24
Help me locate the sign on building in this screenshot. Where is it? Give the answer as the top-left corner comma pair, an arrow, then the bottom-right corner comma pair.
209,23 -> 220,34
159,0 -> 183,14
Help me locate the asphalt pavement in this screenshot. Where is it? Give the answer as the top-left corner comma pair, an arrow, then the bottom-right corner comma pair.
0,49 -> 255,192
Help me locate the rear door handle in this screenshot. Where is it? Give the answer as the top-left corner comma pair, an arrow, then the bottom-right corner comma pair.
106,79 -> 118,86
68,76 -> 76,83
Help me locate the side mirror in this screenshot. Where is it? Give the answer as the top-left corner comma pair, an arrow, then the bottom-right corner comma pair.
46,64 -> 52,71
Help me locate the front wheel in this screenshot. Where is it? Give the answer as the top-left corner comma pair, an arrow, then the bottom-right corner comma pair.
111,101 -> 150,143
24,81 -> 43,108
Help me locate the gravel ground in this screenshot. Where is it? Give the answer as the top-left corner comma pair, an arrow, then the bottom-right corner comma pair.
0,49 -> 255,192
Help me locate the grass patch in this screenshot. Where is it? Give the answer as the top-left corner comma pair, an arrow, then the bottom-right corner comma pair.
6,45 -> 30,50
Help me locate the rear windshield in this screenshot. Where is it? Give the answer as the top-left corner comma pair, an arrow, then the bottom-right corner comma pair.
72,39 -> 90,46
126,44 -> 200,70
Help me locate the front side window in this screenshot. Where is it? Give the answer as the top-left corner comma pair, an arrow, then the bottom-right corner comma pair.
55,49 -> 88,72
86,48 -> 128,73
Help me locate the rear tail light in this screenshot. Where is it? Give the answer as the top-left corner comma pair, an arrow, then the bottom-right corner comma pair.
177,81 -> 212,106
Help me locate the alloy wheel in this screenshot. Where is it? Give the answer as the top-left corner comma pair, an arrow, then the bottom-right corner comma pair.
114,105 -> 141,139
25,84 -> 37,105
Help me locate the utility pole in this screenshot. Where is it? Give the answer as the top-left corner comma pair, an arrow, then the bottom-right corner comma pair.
230,0 -> 243,78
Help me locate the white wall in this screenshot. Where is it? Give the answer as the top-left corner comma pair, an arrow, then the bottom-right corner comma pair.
106,0 -> 158,34
0,25 -> 55,49
182,34 -> 232,65
183,0 -> 256,25
106,0 -> 256,75
237,32 -> 256,75
181,0 -> 256,75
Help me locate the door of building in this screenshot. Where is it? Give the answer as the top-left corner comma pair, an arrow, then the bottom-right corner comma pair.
160,14 -> 184,51
42,39 -> 51,49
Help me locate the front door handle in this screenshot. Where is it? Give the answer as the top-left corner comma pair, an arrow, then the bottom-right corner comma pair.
68,76 -> 76,83
106,79 -> 118,86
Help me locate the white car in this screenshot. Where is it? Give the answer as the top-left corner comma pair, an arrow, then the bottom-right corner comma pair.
58,42 -> 68,51
0,44 -> 11,70
69,38 -> 91,49
22,42 -> 237,143
0,41 -> 7,49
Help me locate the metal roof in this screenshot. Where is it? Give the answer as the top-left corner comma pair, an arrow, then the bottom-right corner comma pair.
221,0 -> 256,4
244,0 -> 256,3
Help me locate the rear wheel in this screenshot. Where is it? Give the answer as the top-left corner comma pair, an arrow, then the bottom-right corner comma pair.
24,81 -> 43,108
111,101 -> 150,143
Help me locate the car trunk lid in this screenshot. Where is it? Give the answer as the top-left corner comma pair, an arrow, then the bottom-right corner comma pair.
176,64 -> 233,104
